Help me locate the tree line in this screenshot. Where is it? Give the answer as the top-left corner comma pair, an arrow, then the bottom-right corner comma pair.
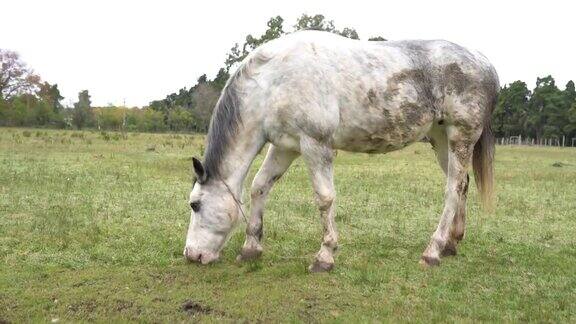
494,77 -> 576,141
0,50 -> 169,132
1,14 -> 575,141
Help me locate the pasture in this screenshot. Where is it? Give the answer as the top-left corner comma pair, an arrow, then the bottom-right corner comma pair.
1,127 -> 575,322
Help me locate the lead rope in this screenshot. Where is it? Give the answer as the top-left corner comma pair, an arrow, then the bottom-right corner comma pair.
219,177 -> 249,224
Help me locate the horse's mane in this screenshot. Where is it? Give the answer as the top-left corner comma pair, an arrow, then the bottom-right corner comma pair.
203,52 -> 270,179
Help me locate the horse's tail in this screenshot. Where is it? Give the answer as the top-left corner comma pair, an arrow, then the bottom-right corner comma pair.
472,94 -> 497,211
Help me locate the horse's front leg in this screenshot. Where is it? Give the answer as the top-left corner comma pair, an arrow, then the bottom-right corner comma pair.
237,145 -> 299,261
301,138 -> 338,273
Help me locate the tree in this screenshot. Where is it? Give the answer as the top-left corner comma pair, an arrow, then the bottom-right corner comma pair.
225,16 -> 285,71
293,14 -> 359,39
294,14 -> 337,32
37,82 -> 64,114
493,81 -> 530,137
212,68 -> 230,91
197,74 -> 208,84
9,95 -> 27,126
562,81 -> 576,139
73,90 -> 93,129
168,107 -> 193,131
141,108 -> 166,132
0,98 -> 9,125
339,27 -> 359,40
527,76 -> 565,139
563,80 -> 576,111
0,49 -> 41,100
95,106 -> 125,130
191,83 -> 220,132
33,99 -> 55,126
148,99 -> 169,115
368,36 -> 387,41
566,101 -> 576,139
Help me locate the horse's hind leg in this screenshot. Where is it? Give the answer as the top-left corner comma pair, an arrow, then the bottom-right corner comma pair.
429,126 -> 469,258
300,136 -> 338,273
237,145 -> 299,261
421,124 -> 478,266
443,173 -> 469,257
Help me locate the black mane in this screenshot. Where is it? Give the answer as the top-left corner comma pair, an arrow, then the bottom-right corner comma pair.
202,53 -> 271,179
203,75 -> 241,179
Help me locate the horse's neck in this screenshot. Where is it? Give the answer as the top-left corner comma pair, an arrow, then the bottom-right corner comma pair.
217,126 -> 265,197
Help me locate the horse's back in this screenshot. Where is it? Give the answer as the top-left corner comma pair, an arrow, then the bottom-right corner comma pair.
240,31 -> 499,153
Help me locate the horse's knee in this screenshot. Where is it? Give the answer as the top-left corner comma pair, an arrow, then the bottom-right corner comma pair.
316,191 -> 335,211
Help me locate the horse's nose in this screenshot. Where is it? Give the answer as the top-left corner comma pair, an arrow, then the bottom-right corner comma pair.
183,246 -> 202,263
183,246 -> 219,264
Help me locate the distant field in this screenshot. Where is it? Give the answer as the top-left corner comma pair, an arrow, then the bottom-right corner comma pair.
1,127 -> 575,322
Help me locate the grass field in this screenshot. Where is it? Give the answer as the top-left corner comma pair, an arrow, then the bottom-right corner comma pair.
1,127 -> 575,322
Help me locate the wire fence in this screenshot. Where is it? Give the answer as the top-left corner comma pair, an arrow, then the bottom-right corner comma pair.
496,135 -> 576,147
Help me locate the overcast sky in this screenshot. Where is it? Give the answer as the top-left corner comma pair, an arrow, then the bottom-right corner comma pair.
3,0 -> 575,107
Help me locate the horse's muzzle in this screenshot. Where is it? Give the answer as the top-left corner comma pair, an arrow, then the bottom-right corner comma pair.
183,246 -> 219,264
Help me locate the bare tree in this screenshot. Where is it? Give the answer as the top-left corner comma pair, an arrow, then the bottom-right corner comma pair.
0,49 -> 40,99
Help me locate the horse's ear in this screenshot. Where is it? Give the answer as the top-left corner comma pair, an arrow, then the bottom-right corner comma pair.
192,157 -> 207,183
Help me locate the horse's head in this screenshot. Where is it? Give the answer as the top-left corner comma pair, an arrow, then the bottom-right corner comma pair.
183,158 -> 240,264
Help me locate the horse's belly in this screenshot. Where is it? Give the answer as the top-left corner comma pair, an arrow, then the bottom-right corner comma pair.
333,108 -> 435,153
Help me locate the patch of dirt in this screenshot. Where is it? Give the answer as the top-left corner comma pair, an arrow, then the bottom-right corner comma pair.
181,300 -> 213,315
67,300 -> 97,314
115,299 -> 135,312
552,161 -> 569,167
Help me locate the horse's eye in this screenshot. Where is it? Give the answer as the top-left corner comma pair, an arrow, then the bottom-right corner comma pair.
190,201 -> 201,212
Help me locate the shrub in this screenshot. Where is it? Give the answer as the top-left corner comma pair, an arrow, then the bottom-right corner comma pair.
71,132 -> 85,139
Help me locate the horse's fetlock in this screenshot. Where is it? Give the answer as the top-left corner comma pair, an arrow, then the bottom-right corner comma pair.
323,238 -> 338,250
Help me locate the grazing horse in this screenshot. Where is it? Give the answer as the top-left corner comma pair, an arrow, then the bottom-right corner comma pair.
184,30 -> 498,271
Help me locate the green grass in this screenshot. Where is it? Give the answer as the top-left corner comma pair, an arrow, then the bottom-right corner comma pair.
1,127 -> 575,322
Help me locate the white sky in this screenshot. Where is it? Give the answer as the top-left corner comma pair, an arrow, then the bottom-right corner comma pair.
2,0 -> 575,107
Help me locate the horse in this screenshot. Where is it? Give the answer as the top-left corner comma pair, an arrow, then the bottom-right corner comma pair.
183,30 -> 498,272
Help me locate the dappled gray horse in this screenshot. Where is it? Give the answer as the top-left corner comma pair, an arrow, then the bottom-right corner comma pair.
184,30 -> 498,271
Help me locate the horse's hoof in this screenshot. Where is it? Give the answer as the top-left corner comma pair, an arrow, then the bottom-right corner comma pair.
309,260 -> 334,273
236,248 -> 262,262
441,243 -> 457,257
419,255 -> 440,267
